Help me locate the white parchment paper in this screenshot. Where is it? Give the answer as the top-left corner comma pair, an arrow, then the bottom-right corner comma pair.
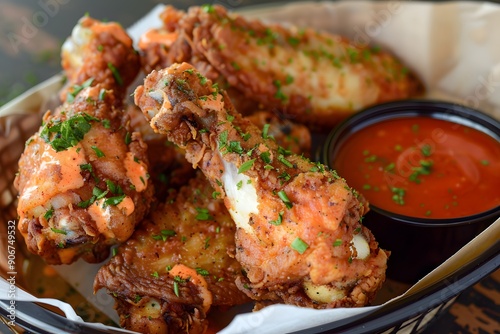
1,1 -> 499,333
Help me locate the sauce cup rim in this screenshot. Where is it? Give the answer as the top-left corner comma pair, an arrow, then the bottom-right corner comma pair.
321,99 -> 500,226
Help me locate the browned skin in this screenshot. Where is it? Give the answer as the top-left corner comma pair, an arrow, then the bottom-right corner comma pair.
14,17 -> 152,265
127,105 -> 311,201
127,104 -> 196,201
94,172 -> 250,334
139,5 -> 423,130
95,107 -> 312,333
134,63 -> 389,309
60,16 -> 140,104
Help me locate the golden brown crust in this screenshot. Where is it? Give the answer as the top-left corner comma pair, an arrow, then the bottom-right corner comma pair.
61,16 -> 140,104
139,5 -> 423,130
94,173 -> 250,333
134,63 -> 389,309
14,16 -> 150,265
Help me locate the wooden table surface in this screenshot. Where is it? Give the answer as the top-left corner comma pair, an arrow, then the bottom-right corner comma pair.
0,1 -> 498,333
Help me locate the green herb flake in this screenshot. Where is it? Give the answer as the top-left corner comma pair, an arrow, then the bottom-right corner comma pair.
91,146 -> 105,158
260,151 -> 272,163
480,160 -> 490,166
384,163 -> 395,172
291,237 -> 309,254
104,194 -> 126,207
333,239 -> 343,247
277,190 -> 293,209
41,113 -> 96,152
196,207 -> 214,221
237,180 -> 243,190
196,268 -> 210,276
99,89 -> 107,101
173,281 -> 180,297
107,62 -> 123,86
391,187 -> 406,205
421,144 -> 432,157
51,227 -> 67,235
269,211 -> 283,226
124,132 -> 132,145
152,229 -> 176,241
238,159 -> 256,174
44,208 -> 54,220
364,155 -> 377,163
278,155 -> 293,168
151,271 -> 159,278
262,124 -> 270,139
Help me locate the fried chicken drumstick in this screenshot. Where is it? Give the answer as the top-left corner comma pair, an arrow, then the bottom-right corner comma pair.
139,5 -> 422,129
134,63 -> 389,308
14,17 -> 153,265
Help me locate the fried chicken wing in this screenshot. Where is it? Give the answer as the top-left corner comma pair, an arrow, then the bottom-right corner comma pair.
61,16 -> 140,104
139,5 -> 422,129
134,63 -> 389,308
94,172 -> 250,334
14,17 -> 153,265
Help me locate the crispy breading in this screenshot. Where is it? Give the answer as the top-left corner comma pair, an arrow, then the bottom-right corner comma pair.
94,172 -> 250,334
139,5 -> 423,129
14,17 -> 152,264
134,63 -> 389,309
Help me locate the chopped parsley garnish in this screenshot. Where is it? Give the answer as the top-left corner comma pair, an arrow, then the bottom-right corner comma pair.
260,151 -> 271,164
105,180 -> 123,195
278,155 -> 293,168
269,211 -> 283,226
291,237 -> 309,254
98,88 -> 106,101
107,62 -> 123,86
238,159 -> 255,174
228,141 -> 244,154
41,113 -> 97,152
91,145 -> 105,158
173,281 -> 180,297
124,132 -> 131,145
218,130 -> 229,151
44,208 -> 54,220
196,207 -> 214,221
262,124 -> 270,139
152,229 -> 176,241
391,187 -> 406,205
421,144 -> 432,157
409,160 -> 433,184
51,227 -> 67,235
333,239 -> 343,247
104,194 -> 126,206
151,271 -> 159,278
66,78 -> 94,103
196,268 -> 210,276
277,190 -> 293,209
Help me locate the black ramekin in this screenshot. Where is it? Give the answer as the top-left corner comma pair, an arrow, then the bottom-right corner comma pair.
321,100 -> 500,283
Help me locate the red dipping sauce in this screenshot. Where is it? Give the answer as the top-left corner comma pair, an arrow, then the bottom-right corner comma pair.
334,116 -> 500,219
